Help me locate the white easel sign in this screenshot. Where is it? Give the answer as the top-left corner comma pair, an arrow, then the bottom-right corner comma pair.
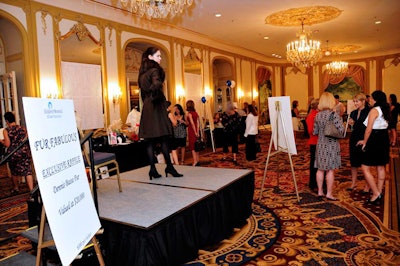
267,96 -> 297,155
22,97 -> 101,266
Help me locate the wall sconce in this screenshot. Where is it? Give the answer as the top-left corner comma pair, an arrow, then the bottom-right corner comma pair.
176,85 -> 185,102
204,86 -> 212,97
40,78 -> 59,99
237,88 -> 244,103
252,89 -> 259,98
109,83 -> 122,105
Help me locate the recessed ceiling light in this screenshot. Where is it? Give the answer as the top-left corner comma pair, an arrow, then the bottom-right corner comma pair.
215,13 -> 222,18
375,20 -> 382,24
263,36 -> 269,40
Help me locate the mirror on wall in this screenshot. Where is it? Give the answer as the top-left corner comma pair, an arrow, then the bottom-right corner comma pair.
183,47 -> 202,106
59,22 -> 104,130
212,58 -> 234,113
60,22 -> 101,65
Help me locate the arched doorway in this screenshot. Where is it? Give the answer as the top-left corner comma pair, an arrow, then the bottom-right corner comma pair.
212,58 -> 234,113
0,14 -> 26,126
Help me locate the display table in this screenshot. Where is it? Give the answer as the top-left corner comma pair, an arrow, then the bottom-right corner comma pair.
93,141 -> 149,173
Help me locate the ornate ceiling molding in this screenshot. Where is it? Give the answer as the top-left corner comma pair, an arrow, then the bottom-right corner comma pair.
265,6 -> 342,26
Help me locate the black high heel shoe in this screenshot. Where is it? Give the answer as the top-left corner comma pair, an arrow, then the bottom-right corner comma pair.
149,168 -> 161,180
165,165 -> 183,177
367,193 -> 382,204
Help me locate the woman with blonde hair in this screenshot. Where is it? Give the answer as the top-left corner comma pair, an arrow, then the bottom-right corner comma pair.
348,93 -> 370,192
313,92 -> 344,201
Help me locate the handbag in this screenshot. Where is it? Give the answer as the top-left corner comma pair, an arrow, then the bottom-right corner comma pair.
194,137 -> 206,152
324,112 -> 344,139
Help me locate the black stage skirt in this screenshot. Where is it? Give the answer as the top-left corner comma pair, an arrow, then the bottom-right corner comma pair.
362,129 -> 390,166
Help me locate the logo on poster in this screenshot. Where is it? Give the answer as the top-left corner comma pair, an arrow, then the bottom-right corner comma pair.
44,101 -> 63,119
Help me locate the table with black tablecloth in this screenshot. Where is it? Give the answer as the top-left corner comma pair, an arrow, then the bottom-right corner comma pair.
93,141 -> 149,173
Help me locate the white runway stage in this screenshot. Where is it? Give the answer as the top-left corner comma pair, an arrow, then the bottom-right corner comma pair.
96,164 -> 254,265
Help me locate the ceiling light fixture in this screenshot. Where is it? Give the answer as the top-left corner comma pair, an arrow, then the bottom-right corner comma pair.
325,61 -> 348,75
119,0 -> 193,19
286,19 -> 322,68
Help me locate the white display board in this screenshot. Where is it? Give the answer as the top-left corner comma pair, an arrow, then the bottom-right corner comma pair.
22,97 -> 101,266
268,96 -> 297,155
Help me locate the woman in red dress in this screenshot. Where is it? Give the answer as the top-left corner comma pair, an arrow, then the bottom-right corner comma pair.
186,100 -> 200,166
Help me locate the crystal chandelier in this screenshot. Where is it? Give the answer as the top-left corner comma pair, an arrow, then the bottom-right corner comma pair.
119,0 -> 193,19
286,20 -> 322,68
325,61 -> 348,75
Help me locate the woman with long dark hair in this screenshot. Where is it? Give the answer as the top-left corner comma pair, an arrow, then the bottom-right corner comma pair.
357,90 -> 390,204
173,104 -> 187,164
138,46 -> 182,179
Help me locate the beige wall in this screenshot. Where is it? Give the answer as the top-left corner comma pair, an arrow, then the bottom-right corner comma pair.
284,67 -> 308,112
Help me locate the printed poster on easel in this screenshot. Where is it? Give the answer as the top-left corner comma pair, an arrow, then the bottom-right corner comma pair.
267,96 -> 297,155
22,97 -> 101,266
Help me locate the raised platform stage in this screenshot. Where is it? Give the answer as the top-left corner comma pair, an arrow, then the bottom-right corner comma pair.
97,164 -> 254,265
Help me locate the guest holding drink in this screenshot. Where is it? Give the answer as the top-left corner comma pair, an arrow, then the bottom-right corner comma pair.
173,104 -> 187,164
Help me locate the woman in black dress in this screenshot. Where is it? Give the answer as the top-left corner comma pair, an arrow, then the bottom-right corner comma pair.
357,90 -> 390,204
138,47 -> 182,179
348,93 -> 370,191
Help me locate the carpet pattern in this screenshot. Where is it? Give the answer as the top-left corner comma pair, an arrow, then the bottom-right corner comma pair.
187,130 -> 400,265
0,130 -> 399,265
0,192 -> 30,259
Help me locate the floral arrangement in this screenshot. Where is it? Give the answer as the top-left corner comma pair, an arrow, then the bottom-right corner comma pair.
107,119 -> 140,143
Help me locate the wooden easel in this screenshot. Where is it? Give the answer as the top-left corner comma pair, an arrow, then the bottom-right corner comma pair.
35,205 -> 105,266
258,101 -> 300,202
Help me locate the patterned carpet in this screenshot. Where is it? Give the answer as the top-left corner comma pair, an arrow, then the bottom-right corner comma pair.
186,129 -> 400,265
0,129 -> 399,265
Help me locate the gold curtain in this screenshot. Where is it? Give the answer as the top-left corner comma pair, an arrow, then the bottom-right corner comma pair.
322,65 -> 365,92
256,67 -> 271,83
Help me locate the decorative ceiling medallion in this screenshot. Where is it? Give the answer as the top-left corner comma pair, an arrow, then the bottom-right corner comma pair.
323,44 -> 362,55
266,6 -> 342,26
